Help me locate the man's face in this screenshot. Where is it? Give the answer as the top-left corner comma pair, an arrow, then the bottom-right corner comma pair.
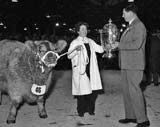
78,25 -> 88,37
122,9 -> 133,22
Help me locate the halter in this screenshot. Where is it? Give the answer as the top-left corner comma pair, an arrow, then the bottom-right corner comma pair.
37,45 -> 82,72
41,51 -> 68,67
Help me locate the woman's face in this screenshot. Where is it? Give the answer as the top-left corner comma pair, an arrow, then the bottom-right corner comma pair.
78,25 -> 88,37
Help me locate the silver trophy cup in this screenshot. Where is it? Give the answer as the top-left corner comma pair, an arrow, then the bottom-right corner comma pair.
99,18 -> 119,58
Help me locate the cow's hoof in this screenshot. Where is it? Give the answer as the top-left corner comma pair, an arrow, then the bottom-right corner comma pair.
7,114 -> 16,124
6,119 -> 16,124
39,114 -> 48,119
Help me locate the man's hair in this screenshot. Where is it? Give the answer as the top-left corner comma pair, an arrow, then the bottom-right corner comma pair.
124,3 -> 138,14
75,22 -> 89,33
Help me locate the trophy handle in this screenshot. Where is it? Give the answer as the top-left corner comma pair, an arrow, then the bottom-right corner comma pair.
108,48 -> 112,58
99,29 -> 105,50
99,29 -> 109,58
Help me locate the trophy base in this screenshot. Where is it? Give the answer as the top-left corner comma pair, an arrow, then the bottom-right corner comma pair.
102,52 -> 115,58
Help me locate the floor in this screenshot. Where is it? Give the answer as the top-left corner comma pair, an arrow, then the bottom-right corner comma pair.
0,70 -> 160,127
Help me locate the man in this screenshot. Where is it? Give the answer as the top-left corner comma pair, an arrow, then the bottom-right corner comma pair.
118,3 -> 150,127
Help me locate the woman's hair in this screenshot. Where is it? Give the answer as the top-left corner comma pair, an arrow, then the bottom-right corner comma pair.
124,3 -> 138,14
75,22 -> 89,33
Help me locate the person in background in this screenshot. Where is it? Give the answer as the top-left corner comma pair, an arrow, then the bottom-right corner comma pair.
67,22 -> 104,117
112,3 -> 150,127
145,32 -> 160,86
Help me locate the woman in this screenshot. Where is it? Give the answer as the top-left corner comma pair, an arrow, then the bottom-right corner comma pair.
67,22 -> 104,117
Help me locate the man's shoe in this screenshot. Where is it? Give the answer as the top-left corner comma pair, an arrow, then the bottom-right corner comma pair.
136,121 -> 150,127
154,83 -> 159,86
88,112 -> 95,116
119,118 -> 137,124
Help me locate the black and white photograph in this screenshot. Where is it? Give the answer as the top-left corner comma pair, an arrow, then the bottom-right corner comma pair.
0,0 -> 160,127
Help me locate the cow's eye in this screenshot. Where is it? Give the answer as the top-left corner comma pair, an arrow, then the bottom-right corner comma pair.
40,50 -> 47,54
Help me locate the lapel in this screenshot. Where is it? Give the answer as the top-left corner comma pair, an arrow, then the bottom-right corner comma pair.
121,18 -> 139,38
129,17 -> 139,29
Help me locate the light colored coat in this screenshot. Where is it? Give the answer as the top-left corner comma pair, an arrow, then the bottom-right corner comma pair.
119,18 -> 146,70
68,36 -> 104,95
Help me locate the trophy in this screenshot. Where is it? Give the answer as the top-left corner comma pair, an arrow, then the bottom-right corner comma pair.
99,18 -> 119,58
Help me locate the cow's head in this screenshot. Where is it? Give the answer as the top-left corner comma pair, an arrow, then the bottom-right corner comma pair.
34,40 -> 62,73
25,40 -> 67,73
23,40 -> 67,95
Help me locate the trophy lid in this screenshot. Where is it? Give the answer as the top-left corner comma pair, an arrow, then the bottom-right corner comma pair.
108,18 -> 112,24
103,18 -> 118,32
101,18 -> 119,42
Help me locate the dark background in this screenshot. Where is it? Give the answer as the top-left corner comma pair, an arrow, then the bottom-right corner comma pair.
0,0 -> 160,32
0,0 -> 160,70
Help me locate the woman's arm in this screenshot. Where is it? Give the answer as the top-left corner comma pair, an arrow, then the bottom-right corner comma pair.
67,41 -> 82,59
91,39 -> 104,53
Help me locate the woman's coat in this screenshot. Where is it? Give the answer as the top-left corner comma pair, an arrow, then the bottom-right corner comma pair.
68,36 -> 104,95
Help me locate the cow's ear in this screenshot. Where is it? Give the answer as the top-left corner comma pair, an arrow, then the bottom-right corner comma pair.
54,39 -> 67,53
25,40 -> 37,51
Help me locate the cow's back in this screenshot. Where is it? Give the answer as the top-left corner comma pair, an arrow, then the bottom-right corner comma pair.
0,39 -> 26,66
0,40 -> 27,91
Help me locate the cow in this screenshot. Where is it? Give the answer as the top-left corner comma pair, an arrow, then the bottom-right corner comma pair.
0,39 -> 66,124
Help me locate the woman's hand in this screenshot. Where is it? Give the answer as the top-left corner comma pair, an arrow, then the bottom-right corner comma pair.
67,45 -> 82,59
75,45 -> 82,51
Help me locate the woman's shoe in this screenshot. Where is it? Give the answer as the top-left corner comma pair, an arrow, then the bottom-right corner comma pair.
78,113 -> 84,117
88,111 -> 95,116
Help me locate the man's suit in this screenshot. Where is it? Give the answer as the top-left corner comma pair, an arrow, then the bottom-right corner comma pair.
119,18 -> 149,123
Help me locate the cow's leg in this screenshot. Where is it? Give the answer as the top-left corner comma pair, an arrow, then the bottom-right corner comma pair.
7,97 -> 22,124
37,96 -> 47,118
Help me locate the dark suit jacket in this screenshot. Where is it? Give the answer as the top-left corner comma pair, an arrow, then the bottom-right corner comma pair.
119,18 -> 147,70
147,35 -> 160,73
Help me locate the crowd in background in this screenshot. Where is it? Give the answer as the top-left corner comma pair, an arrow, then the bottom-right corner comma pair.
0,28 -> 160,85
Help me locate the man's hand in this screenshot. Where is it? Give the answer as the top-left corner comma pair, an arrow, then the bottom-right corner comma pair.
105,44 -> 112,50
105,41 -> 119,50
112,41 -> 119,49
